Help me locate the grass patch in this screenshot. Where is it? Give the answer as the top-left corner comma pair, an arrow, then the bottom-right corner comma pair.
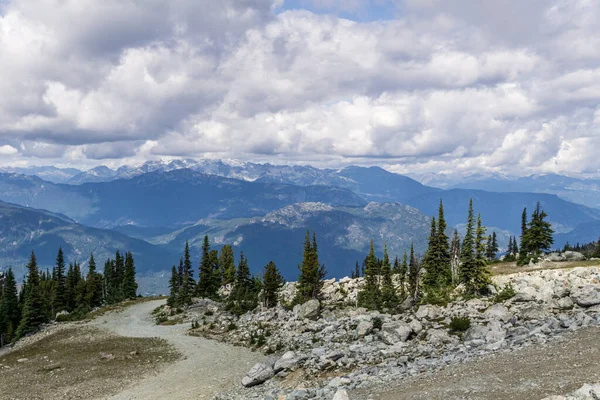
449,316 -> 471,333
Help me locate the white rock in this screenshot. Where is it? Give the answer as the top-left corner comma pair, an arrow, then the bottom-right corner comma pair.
571,285 -> 600,307
380,321 -> 412,345
241,363 -> 274,387
333,388 -> 350,400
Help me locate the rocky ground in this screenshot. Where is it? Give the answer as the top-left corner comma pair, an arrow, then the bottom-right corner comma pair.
158,265 -> 600,400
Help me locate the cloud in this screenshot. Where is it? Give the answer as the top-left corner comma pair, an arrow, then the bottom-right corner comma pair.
0,0 -> 599,178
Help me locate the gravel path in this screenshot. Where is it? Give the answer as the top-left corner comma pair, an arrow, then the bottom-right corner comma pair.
90,300 -> 264,400
354,326 -> 600,400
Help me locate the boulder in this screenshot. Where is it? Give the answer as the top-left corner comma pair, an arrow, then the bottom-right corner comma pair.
293,299 -> 321,320
483,304 -> 512,323
415,305 -> 442,320
519,304 -> 548,320
463,321 -> 505,344
333,389 -> 350,400
355,320 -> 373,339
563,251 -> 586,261
571,286 -> 600,307
241,363 -> 274,387
380,321 -> 412,345
274,351 -> 302,373
546,252 -> 566,262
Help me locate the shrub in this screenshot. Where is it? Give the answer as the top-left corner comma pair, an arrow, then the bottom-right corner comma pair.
154,313 -> 168,325
494,283 -> 517,303
372,316 -> 383,330
227,322 -> 237,332
449,316 -> 471,332
420,287 -> 452,307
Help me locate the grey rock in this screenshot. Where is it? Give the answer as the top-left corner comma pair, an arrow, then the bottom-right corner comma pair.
564,251 -> 586,262
355,320 -> 373,339
571,285 -> 600,307
294,299 -> 321,320
333,388 -> 350,400
483,304 -> 511,323
380,321 -> 412,345
274,351 -> 301,373
241,363 -> 274,387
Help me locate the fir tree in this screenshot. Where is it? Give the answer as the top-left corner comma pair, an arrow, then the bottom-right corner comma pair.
398,251 -> 408,298
52,247 -> 67,315
422,217 -> 439,290
407,243 -> 420,300
294,230 -> 326,304
0,268 -> 19,345
167,265 -> 179,307
436,200 -> 452,285
227,252 -> 259,314
122,252 -> 138,299
177,241 -> 195,307
460,198 -> 479,294
473,214 -> 491,291
85,253 -> 103,309
379,244 -> 399,311
357,239 -> 381,310
262,261 -> 284,308
16,252 -> 48,339
519,202 -> 554,265
220,245 -> 236,285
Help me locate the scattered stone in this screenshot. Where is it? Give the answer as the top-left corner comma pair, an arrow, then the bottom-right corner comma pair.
332,388 -> 350,400
380,321 -> 412,345
99,353 -> 115,360
241,363 -> 275,387
355,320 -> 373,339
571,285 -> 600,307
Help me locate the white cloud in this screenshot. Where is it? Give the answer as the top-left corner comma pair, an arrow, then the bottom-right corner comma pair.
0,0 -> 599,177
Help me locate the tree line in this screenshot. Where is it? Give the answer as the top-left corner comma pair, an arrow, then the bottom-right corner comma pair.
167,230 -> 326,314
355,199 -> 554,311
166,199 -> 555,315
0,248 -> 138,347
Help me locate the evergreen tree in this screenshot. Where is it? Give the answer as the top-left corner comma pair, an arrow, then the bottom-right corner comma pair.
0,268 -> 19,345
219,245 -> 236,285
167,265 -> 179,307
460,198 -> 479,294
422,217 -> 439,290
51,247 -> 67,315
379,244 -> 399,310
262,261 -> 284,308
513,236 -> 519,255
227,252 -> 260,314
357,239 -> 381,310
294,230 -> 326,304
113,251 -> 125,301
16,252 -> 48,339
473,214 -> 491,291
122,252 -> 138,299
85,253 -> 103,309
177,241 -> 195,307
450,230 -> 461,285
197,236 -> 221,299
398,251 -> 408,298
103,258 -> 116,304
407,243 -> 420,300
436,200 -> 452,285
519,202 -> 554,264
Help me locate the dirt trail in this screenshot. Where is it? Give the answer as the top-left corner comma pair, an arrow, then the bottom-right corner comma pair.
90,300 -> 264,400
354,326 -> 600,400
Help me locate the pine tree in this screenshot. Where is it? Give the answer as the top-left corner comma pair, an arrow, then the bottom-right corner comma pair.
219,245 -> 236,285
357,239 -> 381,310
379,244 -> 399,311
519,202 -> 554,264
519,207 -> 528,259
262,261 -> 284,308
398,251 -> 408,298
473,214 -> 491,291
113,251 -> 125,301
52,247 -> 67,315
450,230 -> 461,285
167,265 -> 179,307
122,252 -> 138,299
436,200 -> 452,285
460,198 -> 478,294
422,217 -> 439,290
513,236 -> 519,255
85,253 -> 103,309
177,241 -> 195,307
227,252 -> 259,314
294,230 -> 326,304
0,268 -> 19,345
16,252 -> 48,339
407,243 -> 421,300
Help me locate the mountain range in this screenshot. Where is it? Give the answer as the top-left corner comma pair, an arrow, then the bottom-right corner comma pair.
1,159 -> 599,293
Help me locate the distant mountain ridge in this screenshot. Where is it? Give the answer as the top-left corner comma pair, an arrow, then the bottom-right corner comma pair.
0,200 -> 175,289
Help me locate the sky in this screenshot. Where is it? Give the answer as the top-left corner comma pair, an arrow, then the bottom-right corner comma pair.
0,0 -> 599,178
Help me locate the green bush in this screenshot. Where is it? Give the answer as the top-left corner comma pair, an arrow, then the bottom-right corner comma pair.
154,313 -> 168,325
494,283 -> 517,303
420,288 -> 452,307
372,316 -> 383,330
449,316 -> 471,332
227,322 -> 237,332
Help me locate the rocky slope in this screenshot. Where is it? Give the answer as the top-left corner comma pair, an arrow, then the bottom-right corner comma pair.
162,265 -> 600,400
